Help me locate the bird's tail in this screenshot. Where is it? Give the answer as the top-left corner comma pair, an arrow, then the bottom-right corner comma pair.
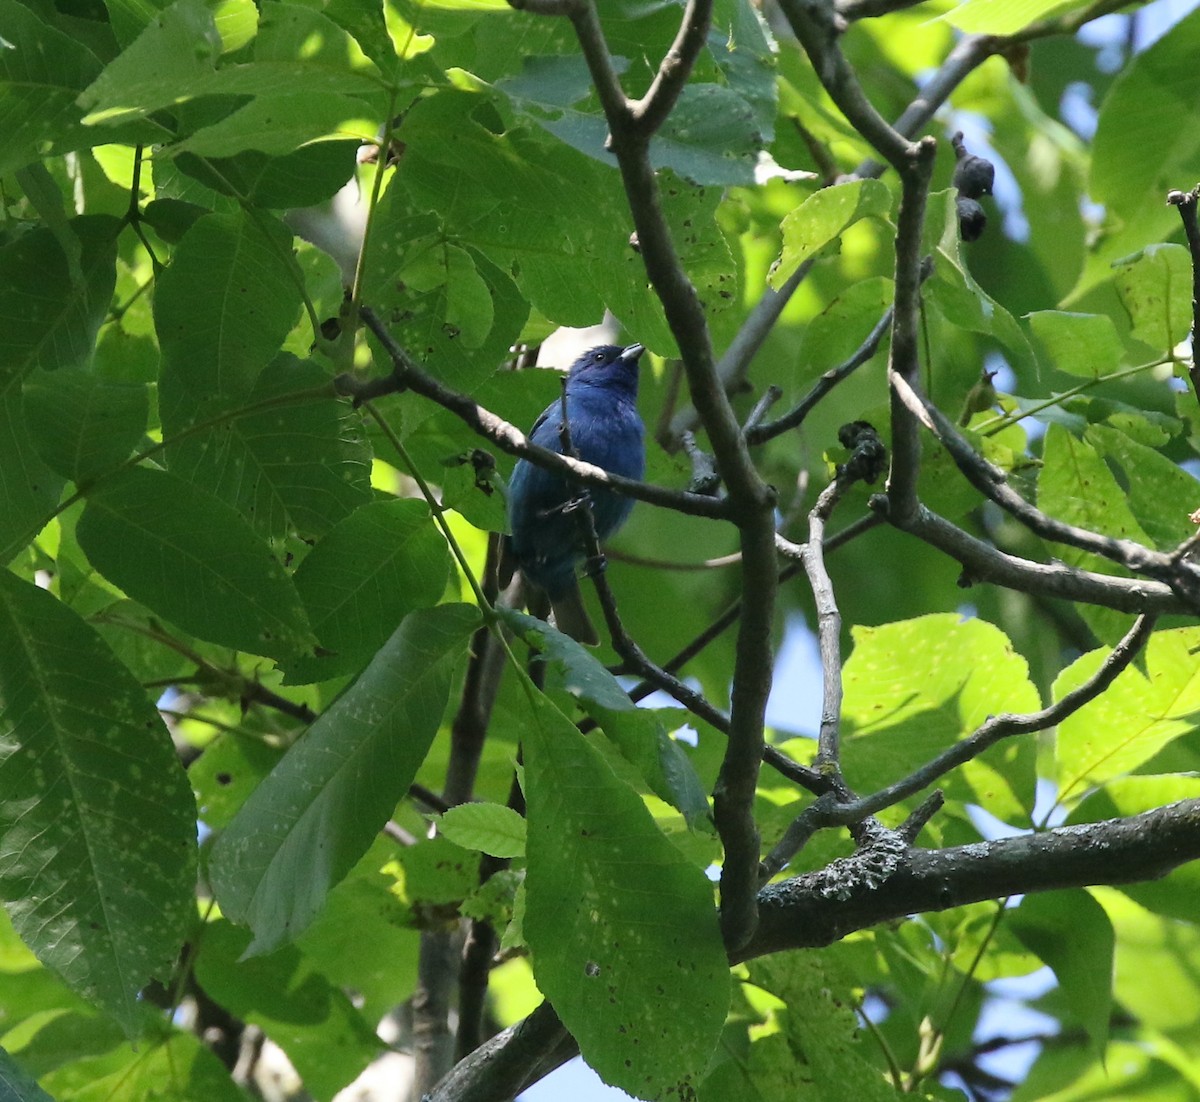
549,581 -> 600,646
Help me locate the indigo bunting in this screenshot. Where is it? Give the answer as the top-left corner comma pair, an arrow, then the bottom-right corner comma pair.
502,343 -> 645,644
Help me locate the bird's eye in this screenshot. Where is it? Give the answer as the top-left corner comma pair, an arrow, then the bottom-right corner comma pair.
593,351 -> 605,363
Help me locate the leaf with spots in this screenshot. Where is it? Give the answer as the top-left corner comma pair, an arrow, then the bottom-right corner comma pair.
208,603 -> 480,955
76,466 -> 317,661
1037,424 -> 1152,645
0,572 -> 197,1036
522,685 -> 730,1100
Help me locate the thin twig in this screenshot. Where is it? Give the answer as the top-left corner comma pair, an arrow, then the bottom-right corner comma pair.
746,258 -> 932,447
1167,185 -> 1200,408
804,480 -> 851,771
821,613 -> 1157,826
889,370 -> 1190,584
776,0 -> 913,173
353,307 -> 728,521
878,498 -> 1186,614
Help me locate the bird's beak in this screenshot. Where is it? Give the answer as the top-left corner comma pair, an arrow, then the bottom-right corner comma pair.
619,343 -> 645,364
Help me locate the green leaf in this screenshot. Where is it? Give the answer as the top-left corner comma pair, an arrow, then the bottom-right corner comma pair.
923,188 -> 1038,380
209,603 -> 479,953
194,920 -> 382,1101
1069,775 -> 1200,925
650,82 -> 764,186
190,732 -> 285,831
522,686 -> 730,1099
0,218 -> 119,550
387,90 -> 617,335
287,498 -> 452,683
174,141 -> 360,208
1112,244 -> 1193,354
22,372 -> 149,484
1055,626 -> 1200,804
294,841 -> 421,1023
365,208 -> 529,404
500,607 -> 631,711
163,355 -> 372,542
710,0 -> 777,144
744,952 -> 903,1101
0,1046 -> 54,1102
436,802 -> 527,858
1026,311 -> 1123,378
79,0 -> 223,127
841,614 -> 1040,823
1085,424 -> 1198,551
942,0 -> 1091,34
154,210 -> 303,404
1101,890 -> 1200,1043
0,0 -> 103,173
0,217 -> 119,378
500,608 -> 712,827
595,706 -> 714,832
38,1026 -> 249,1102
1090,8 -> 1200,282
1011,891 -> 1113,1055
1036,424 -> 1152,643
770,179 -> 892,289
798,276 -> 893,383
0,571 -> 197,1034
76,466 -> 317,660
173,94 -> 376,156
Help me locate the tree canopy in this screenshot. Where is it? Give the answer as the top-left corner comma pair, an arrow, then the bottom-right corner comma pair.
3,0 -> 1200,1100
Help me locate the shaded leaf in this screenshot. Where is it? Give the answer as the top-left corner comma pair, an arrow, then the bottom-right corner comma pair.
209,603 -> 479,953
194,920 -> 381,1101
523,686 -> 730,1099
0,572 -> 196,1034
1027,311 -> 1123,378
163,356 -> 372,542
77,466 -> 317,660
287,498 -> 452,684
154,209 -> 302,404
22,372 -> 149,484
0,0 -> 103,172
1011,891 -> 1113,1056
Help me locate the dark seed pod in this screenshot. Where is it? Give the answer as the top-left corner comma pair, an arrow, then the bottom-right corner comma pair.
957,196 -> 987,241
951,131 -> 995,200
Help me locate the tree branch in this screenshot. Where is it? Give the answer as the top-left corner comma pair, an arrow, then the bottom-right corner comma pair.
437,800 -> 1200,1096
825,613 -> 1157,825
749,798 -> 1200,958
889,369 -> 1196,587
632,0 -> 714,136
776,0 -> 913,173
877,498 -> 1188,614
1168,185 -> 1200,409
350,307 -> 728,521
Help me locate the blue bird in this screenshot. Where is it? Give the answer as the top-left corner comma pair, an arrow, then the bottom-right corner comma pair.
502,342 -> 646,644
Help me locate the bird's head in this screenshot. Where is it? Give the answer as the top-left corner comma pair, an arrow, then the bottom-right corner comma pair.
567,342 -> 645,393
